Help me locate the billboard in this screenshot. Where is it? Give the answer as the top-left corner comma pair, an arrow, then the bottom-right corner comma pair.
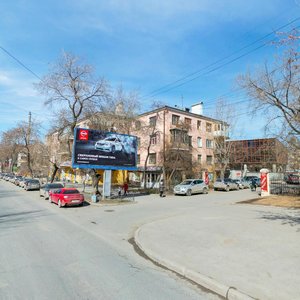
72,128 -> 137,170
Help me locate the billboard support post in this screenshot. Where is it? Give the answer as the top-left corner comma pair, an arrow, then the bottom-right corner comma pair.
103,170 -> 112,199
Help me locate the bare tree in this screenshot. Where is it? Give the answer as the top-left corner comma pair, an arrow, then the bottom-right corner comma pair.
164,120 -> 193,188
213,99 -> 236,179
238,30 -> 300,147
0,121 -> 44,177
37,52 -> 110,187
0,129 -> 22,173
82,86 -> 141,193
37,52 -> 109,134
132,101 -> 165,189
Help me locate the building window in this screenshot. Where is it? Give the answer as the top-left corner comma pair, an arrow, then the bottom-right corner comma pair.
197,137 -> 202,148
206,139 -> 213,149
198,155 -> 202,162
206,122 -> 212,132
149,153 -> 156,164
137,154 -> 140,164
135,120 -> 141,130
197,120 -> 201,130
172,114 -> 180,125
184,118 -> 191,126
206,155 -> 213,165
149,116 -> 156,127
188,136 -> 192,146
150,133 -> 159,145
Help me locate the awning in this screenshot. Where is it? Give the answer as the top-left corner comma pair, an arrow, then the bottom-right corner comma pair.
60,161 -> 72,167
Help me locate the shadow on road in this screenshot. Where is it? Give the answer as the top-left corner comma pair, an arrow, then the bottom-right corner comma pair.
259,210 -> 300,229
0,209 -> 51,230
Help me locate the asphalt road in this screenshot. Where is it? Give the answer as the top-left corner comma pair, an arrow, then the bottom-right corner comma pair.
0,181 -> 220,300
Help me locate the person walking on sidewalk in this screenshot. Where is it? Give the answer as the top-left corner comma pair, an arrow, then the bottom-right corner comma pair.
250,179 -> 257,191
123,182 -> 128,196
159,180 -> 165,197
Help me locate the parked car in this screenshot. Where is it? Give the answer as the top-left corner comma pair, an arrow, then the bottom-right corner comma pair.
174,179 -> 209,196
252,177 -> 261,187
24,179 -> 41,191
40,183 -> 64,199
213,178 -> 239,191
14,176 -> 24,186
49,188 -> 84,208
243,176 -> 259,182
232,179 -> 244,189
285,174 -> 300,184
19,178 -> 32,188
240,178 -> 250,189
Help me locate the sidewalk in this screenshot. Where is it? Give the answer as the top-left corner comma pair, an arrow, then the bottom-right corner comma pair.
134,197 -> 300,300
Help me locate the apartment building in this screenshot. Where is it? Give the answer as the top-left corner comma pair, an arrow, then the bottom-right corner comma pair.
132,104 -> 227,187
228,138 -> 288,172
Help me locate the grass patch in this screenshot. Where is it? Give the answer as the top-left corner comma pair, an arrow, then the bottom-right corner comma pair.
239,195 -> 300,208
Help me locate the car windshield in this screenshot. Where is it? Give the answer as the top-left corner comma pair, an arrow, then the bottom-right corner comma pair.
180,180 -> 193,185
29,180 -> 39,183
63,189 -> 80,194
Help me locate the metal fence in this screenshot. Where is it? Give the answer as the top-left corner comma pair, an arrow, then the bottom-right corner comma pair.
269,173 -> 300,196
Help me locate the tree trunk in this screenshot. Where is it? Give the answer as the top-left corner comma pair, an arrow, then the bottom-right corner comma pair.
50,163 -> 59,183
90,169 -> 101,194
27,151 -> 34,178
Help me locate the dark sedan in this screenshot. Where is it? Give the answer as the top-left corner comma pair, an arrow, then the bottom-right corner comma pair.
40,183 -> 64,199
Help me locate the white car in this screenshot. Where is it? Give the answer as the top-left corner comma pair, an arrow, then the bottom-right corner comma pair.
174,179 -> 209,196
95,136 -> 124,153
213,178 -> 239,191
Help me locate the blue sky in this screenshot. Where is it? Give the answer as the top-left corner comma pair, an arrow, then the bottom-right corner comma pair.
0,0 -> 299,139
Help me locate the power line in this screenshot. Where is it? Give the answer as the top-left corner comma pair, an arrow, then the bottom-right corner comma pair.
145,17 -> 300,98
0,46 -> 42,81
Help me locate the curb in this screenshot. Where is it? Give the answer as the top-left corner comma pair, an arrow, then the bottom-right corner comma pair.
134,227 -> 254,300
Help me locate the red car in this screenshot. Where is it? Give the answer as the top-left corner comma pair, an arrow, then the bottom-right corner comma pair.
49,188 -> 84,208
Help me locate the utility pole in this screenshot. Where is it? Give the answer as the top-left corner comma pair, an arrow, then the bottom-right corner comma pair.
28,111 -> 32,145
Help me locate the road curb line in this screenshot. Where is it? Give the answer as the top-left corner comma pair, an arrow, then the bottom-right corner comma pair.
134,227 -> 254,300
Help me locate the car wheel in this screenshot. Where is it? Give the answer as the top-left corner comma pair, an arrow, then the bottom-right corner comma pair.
203,187 -> 208,194
225,186 -> 229,192
186,189 -> 192,196
58,199 -> 62,208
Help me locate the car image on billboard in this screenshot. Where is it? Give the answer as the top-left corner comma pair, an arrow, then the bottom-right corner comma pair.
72,128 -> 137,170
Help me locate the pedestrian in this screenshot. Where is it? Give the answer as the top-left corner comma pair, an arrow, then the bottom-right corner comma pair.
159,180 -> 165,197
123,182 -> 128,195
251,179 -> 257,191
118,186 -> 122,197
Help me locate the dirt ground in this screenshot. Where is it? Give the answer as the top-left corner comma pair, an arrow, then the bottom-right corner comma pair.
239,195 -> 300,208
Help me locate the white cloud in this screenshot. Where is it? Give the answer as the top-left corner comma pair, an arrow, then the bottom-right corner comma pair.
66,0 -> 286,37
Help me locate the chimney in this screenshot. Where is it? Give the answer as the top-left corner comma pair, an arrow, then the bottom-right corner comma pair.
190,102 -> 203,115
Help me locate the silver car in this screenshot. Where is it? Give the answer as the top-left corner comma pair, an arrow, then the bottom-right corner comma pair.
24,179 -> 40,191
95,136 -> 123,153
213,178 -> 239,192
174,179 -> 209,196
